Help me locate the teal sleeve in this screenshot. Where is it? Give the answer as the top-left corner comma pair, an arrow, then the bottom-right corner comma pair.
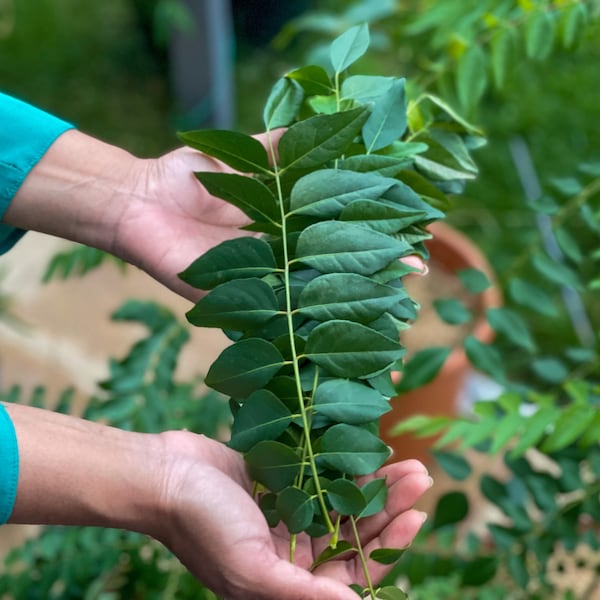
0,92 -> 74,253
0,404 -> 19,524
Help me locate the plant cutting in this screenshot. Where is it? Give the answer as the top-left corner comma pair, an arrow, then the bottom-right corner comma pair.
177,24 -> 481,599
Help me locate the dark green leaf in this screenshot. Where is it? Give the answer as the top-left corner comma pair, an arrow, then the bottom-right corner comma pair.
374,587 -> 408,600
340,200 -> 426,234
507,551 -> 530,589
205,338 -> 285,397
526,10 -> 556,60
464,336 -> 505,382
194,172 -> 279,224
369,548 -> 406,565
313,379 -> 390,425
263,77 -> 304,130
259,493 -> 280,527
310,541 -> 356,571
295,221 -> 411,276
330,23 -> 370,73
431,491 -> 469,530
460,557 -> 498,586
456,44 -> 487,113
395,347 -> 452,392
245,441 -> 301,492
486,307 -> 536,352
457,268 -> 491,293
508,278 -> 558,317
531,357 -> 569,384
305,320 -> 405,378
177,129 -> 270,173
432,450 -> 472,481
186,278 -> 279,330
363,78 -> 407,152
360,478 -> 388,518
491,26 -> 517,90
433,298 -> 471,325
289,169 -> 394,218
336,154 -> 412,177
279,107 -> 370,171
229,389 -> 293,452
327,478 -> 367,515
298,273 -> 405,324
276,486 -> 315,533
532,252 -> 581,290
317,424 -> 391,475
286,65 -> 332,96
179,237 -> 278,290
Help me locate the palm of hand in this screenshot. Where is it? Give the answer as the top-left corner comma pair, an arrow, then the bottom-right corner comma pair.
158,432 -> 429,600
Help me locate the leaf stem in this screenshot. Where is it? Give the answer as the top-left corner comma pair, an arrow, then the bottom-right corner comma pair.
266,131 -> 335,536
350,515 -> 376,599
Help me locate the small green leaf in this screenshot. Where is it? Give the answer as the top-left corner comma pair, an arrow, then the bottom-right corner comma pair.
491,26 -> 517,90
456,44 -> 488,113
508,278 -> 558,317
263,77 -> 304,130
305,320 -> 405,379
464,336 -> 505,382
276,486 -> 315,533
525,11 -> 556,60
205,338 -> 285,398
245,441 -> 301,492
431,491 -> 469,530
460,556 -> 498,586
561,3 -> 588,49
313,379 -> 390,425
509,405 -> 562,457
298,273 -> 405,324
177,129 -> 270,173
532,252 -> 581,290
374,586 -> 408,600
179,237 -> 277,290
486,307 -> 536,352
369,548 -> 406,565
541,404 -> 597,453
317,424 -> 391,475
194,172 -> 279,224
327,478 -> 367,515
531,357 -> 569,384
279,107 -> 370,171
432,451 -> 472,481
310,541 -> 356,571
286,65 -> 332,95
554,226 -> 583,263
259,493 -> 280,527
395,347 -> 452,393
457,268 -> 491,293
336,154 -> 412,177
508,551 -> 530,589
340,200 -> 426,234
295,221 -> 411,276
228,389 -> 293,452
433,298 -> 472,325
330,23 -> 370,73
360,478 -> 388,518
289,169 -> 394,218
186,278 -> 279,331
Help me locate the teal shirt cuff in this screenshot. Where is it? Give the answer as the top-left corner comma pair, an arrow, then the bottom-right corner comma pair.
0,92 -> 74,253
0,404 -> 19,524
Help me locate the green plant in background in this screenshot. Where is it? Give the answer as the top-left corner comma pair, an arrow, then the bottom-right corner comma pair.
0,301 -> 229,599
176,24 -> 480,599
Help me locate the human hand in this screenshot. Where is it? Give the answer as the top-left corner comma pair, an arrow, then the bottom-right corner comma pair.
152,431 -> 431,600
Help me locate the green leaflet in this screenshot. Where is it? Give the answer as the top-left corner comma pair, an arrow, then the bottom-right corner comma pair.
339,200 -> 427,234
297,273 -> 405,324
228,389 -> 293,452
194,172 -> 280,224
326,478 -> 367,515
245,441 -> 302,492
205,338 -> 286,398
276,486 -> 315,533
177,129 -> 271,174
288,169 -> 395,218
330,23 -> 370,73
179,237 -> 278,291
263,77 -> 304,130
313,379 -> 391,425
305,320 -> 405,378
295,221 -> 412,276
278,107 -> 370,171
317,423 -> 391,475
186,278 -> 280,331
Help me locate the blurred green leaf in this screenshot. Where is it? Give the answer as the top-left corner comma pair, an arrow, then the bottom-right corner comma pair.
431,491 -> 469,530
432,450 -> 472,481
434,298 -> 472,325
486,307 -> 536,352
395,347 -> 452,393
330,23 -> 370,73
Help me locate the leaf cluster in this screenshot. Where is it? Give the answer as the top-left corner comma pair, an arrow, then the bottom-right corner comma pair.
177,24 -> 479,597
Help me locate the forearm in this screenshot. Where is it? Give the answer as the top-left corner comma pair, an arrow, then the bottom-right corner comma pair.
4,402 -> 164,534
2,129 -> 140,254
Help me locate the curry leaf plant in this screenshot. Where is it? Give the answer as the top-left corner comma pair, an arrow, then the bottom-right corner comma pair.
178,25 -> 476,599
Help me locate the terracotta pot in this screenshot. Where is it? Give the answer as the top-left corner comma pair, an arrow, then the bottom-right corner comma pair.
380,222 -> 502,465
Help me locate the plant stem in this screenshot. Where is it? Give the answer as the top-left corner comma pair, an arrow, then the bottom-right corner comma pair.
350,516 -> 376,599
266,131 -> 335,537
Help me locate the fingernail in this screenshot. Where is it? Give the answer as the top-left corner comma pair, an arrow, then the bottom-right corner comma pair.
419,511 -> 428,523
427,476 -> 434,488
